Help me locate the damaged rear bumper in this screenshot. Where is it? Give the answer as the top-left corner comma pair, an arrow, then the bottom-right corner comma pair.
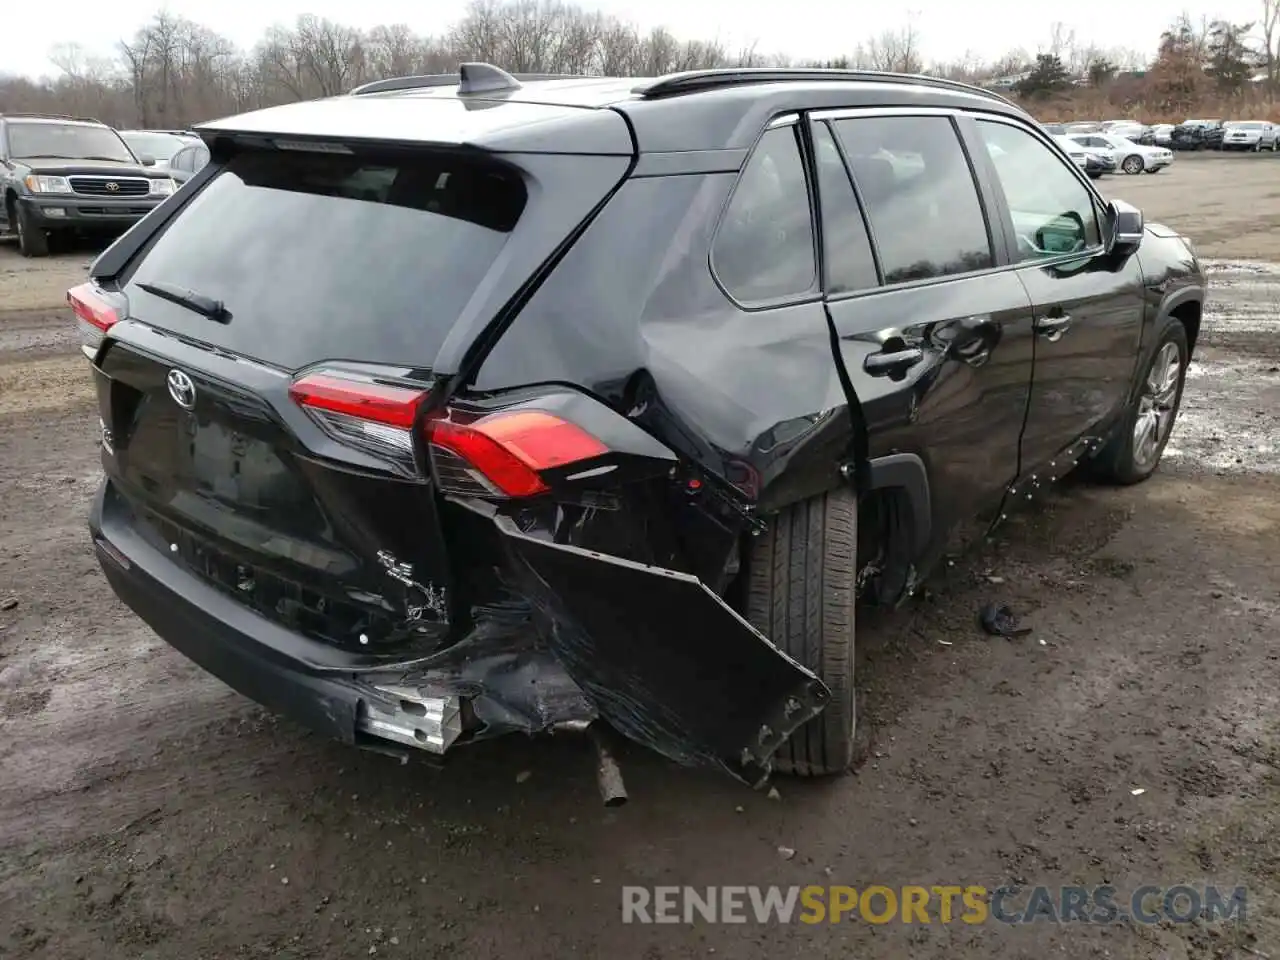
90,480 -> 829,786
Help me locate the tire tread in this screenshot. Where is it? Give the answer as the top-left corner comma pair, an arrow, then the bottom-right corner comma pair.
746,488 -> 857,777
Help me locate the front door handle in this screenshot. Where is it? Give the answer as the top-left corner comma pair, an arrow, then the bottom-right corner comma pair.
864,346 -> 924,377
1034,313 -> 1073,341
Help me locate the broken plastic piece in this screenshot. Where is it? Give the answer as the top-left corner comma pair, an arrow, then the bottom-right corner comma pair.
978,602 -> 1033,638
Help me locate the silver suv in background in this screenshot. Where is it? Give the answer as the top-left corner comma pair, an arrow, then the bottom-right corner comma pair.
117,130 -> 200,171
1221,121 -> 1278,151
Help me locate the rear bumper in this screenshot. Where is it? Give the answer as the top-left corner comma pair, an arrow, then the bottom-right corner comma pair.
90,480 -> 374,744
89,480 -> 593,754
19,194 -> 162,231
89,477 -> 829,785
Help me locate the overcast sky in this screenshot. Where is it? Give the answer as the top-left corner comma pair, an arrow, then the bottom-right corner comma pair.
7,0 -> 1263,79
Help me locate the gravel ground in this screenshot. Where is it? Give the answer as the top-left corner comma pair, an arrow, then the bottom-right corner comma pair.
0,152 -> 1277,960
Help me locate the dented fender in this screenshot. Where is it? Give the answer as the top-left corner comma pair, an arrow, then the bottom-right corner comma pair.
470,503 -> 831,787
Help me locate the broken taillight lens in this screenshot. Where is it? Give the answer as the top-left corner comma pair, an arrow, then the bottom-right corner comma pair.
289,368 -> 608,497
67,282 -> 121,356
289,369 -> 431,464
425,409 -> 608,498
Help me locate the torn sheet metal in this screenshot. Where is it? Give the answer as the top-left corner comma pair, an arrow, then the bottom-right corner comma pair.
360,592 -> 597,741
490,513 -> 830,787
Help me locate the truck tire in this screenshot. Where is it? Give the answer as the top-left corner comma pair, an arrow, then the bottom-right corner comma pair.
745,487 -> 858,777
15,202 -> 49,258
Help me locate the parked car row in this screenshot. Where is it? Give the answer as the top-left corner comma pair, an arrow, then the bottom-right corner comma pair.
1045,116 -> 1280,154
1041,123 -> 1171,177
0,112 -> 210,257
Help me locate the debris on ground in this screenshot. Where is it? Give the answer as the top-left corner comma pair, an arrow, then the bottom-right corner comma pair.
777,846 -> 796,860
766,786 -> 781,801
0,597 -> 17,611
978,602 -> 1033,638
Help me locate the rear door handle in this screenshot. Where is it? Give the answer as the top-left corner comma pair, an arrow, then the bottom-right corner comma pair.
864,347 -> 924,377
1034,314 -> 1072,341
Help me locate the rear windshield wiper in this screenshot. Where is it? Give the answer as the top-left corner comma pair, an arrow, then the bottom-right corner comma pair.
136,281 -> 231,323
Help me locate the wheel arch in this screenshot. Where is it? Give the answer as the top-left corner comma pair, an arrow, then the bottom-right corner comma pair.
1166,296 -> 1203,358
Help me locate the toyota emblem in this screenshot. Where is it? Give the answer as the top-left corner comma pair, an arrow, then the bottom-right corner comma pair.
166,369 -> 196,410
105,181 -> 120,192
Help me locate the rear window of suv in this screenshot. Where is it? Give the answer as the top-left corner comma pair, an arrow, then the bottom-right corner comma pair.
123,146 -> 527,371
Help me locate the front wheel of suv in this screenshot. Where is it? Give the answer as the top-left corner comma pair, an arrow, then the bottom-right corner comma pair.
745,487 -> 858,777
1091,317 -> 1189,485
14,202 -> 49,258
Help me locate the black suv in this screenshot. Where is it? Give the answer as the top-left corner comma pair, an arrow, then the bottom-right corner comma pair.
1,113 -> 177,257
1171,119 -> 1225,150
75,65 -> 1205,789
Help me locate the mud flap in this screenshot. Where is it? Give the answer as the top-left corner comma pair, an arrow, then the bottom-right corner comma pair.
493,514 -> 831,787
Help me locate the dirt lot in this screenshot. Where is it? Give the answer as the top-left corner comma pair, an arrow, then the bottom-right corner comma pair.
1,153 -> 1278,959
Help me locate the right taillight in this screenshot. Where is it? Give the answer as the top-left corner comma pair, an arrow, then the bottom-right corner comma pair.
425,409 -> 608,498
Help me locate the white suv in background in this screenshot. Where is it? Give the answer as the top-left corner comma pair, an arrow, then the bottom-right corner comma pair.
1222,121 -> 1278,151
1068,133 -> 1174,175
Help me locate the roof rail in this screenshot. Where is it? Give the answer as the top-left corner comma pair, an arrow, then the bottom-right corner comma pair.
0,111 -> 105,124
632,68 -> 1015,107
350,62 -> 589,96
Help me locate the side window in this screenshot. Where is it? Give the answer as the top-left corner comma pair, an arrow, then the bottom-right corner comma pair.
811,122 -> 879,295
975,120 -> 1102,261
712,124 -> 816,303
831,116 -> 993,286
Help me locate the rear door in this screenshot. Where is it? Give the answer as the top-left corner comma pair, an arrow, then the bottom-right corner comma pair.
813,110 -> 1038,558
968,116 -> 1144,470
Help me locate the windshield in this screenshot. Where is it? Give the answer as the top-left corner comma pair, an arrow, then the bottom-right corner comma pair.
123,146 -> 529,370
121,131 -> 189,161
1234,122 -> 1266,129
6,122 -> 134,162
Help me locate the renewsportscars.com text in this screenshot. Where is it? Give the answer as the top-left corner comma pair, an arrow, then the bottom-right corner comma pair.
621,884 -> 1248,925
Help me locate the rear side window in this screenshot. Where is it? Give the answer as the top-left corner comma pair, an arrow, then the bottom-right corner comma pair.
711,125 -> 816,303
811,122 -> 879,295
832,116 -> 994,286
125,148 -> 527,370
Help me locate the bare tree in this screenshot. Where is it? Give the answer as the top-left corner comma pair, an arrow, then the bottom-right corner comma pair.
0,0 -> 1271,130
1262,0 -> 1280,86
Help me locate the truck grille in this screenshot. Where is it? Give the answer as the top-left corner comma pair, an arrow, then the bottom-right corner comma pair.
69,176 -> 150,198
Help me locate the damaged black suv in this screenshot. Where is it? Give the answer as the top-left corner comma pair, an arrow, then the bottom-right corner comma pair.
77,64 -> 1206,789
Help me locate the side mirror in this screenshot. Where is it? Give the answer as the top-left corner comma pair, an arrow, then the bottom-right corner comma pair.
138,153 -> 157,167
1105,199 -> 1144,256
1035,211 -> 1087,255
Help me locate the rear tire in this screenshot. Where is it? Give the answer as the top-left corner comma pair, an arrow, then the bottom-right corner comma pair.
1091,317 -> 1189,485
745,487 -> 858,777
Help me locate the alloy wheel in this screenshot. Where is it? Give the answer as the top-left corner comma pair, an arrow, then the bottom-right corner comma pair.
1122,155 -> 1144,174
1131,341 -> 1182,471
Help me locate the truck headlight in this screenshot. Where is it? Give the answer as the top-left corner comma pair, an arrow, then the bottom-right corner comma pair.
24,175 -> 72,194
149,178 -> 177,197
